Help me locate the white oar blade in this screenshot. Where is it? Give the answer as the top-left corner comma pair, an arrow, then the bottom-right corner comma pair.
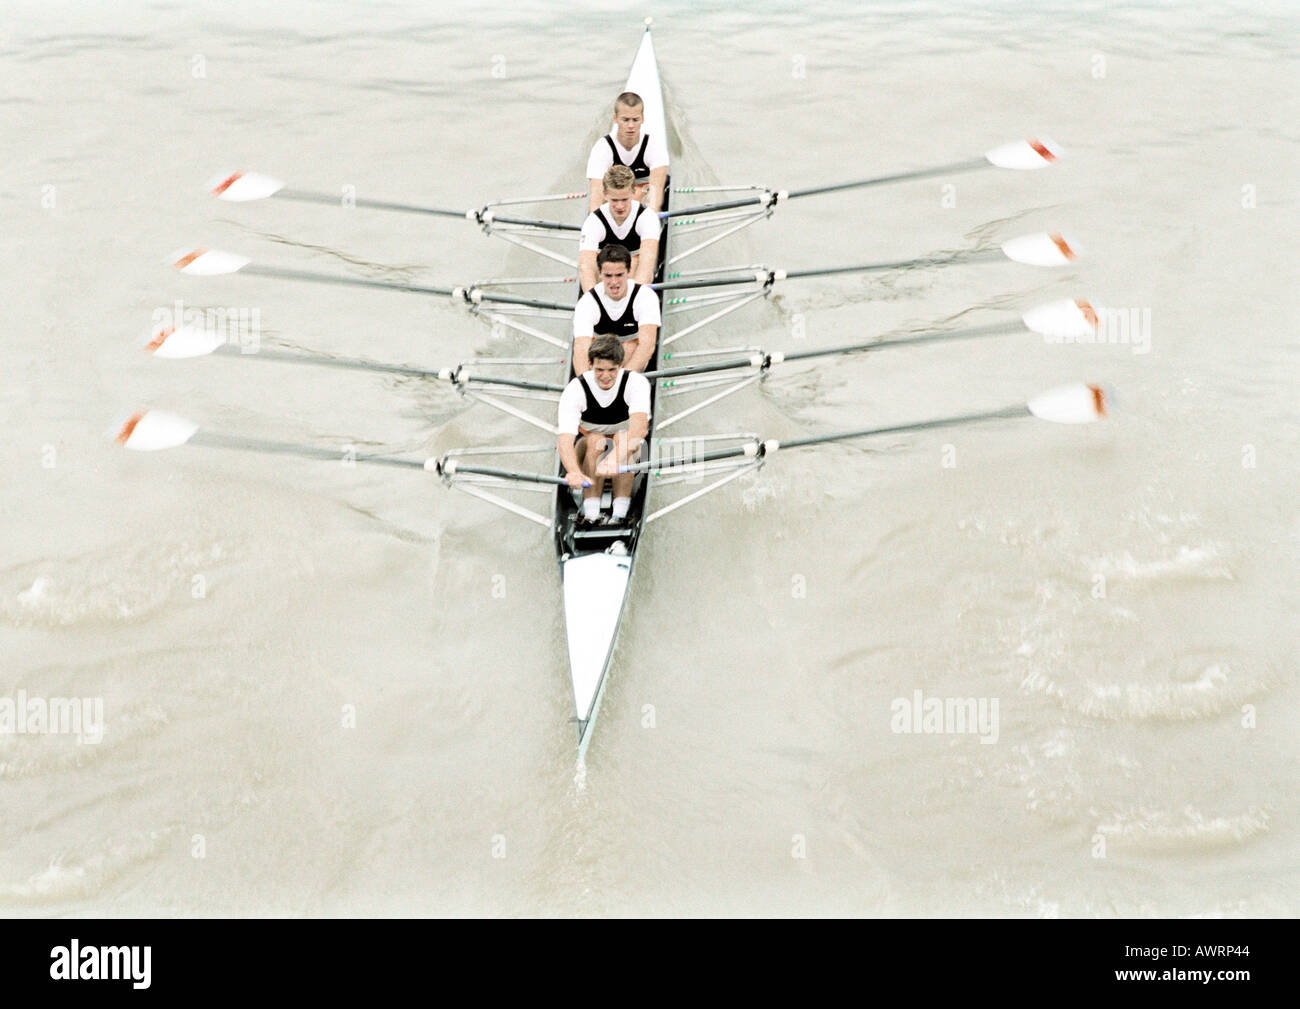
170,248 -> 251,276
115,410 -> 200,451
209,171 -> 285,202
985,137 -> 1062,170
1022,298 -> 1100,339
1001,232 -> 1082,267
1027,383 -> 1107,424
145,323 -> 225,359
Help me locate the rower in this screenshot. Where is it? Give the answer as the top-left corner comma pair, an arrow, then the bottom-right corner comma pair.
572,244 -> 660,374
585,91 -> 668,214
557,335 -> 651,524
579,165 -> 661,291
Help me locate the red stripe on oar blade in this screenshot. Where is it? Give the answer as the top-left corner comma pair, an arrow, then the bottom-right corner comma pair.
145,326 -> 173,352
115,412 -> 144,445
1075,299 -> 1099,329
1090,385 -> 1106,417
1049,233 -> 1077,261
173,249 -> 206,270
1028,138 -> 1057,163
211,172 -> 242,195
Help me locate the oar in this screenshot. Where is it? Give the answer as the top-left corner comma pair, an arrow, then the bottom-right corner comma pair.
652,232 -> 1081,293
620,383 -> 1107,474
645,298 -> 1100,383
209,172 -> 579,231
169,249 -> 573,312
113,410 -> 576,485
145,326 -> 565,393
662,138 -> 1062,219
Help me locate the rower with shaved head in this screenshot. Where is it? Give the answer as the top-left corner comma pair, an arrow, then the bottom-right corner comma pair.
557,335 -> 651,524
579,165 -> 661,291
586,90 -> 669,214
572,244 -> 660,375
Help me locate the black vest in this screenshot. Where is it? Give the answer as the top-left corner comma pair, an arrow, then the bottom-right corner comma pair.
579,371 -> 631,427
591,283 -> 642,340
594,203 -> 647,254
604,134 -> 651,181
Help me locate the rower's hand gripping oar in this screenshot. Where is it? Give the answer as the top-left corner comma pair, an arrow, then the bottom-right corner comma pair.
663,137 -> 1063,219
208,172 -> 580,232
144,325 -> 565,394
169,248 -> 573,313
646,298 -> 1102,384
618,383 -> 1108,474
653,231 -> 1083,294
113,411 -> 585,486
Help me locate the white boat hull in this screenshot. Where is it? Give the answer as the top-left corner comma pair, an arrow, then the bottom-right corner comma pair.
555,26 -> 668,755
562,552 -> 632,749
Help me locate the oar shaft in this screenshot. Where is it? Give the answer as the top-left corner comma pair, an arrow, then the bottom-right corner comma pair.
785,157 -> 988,200
275,190 -> 579,231
241,264 -> 455,297
622,404 -> 1031,473
213,345 -> 442,380
781,249 -> 1003,280
652,249 -> 1002,292
209,346 -> 564,392
191,432 -> 427,469
278,188 -> 468,219
778,322 -> 1018,363
778,406 -> 1029,450
644,323 -> 1022,380
237,266 -> 569,311
661,156 -> 992,219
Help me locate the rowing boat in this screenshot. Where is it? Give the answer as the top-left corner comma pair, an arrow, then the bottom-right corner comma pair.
124,20 -> 1107,759
556,26 -> 669,754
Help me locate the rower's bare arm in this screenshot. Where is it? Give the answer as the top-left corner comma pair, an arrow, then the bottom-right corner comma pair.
587,178 -> 603,213
647,166 -> 667,213
558,434 -> 586,488
634,239 -> 658,285
624,325 -> 657,372
625,413 -> 648,456
572,336 -> 593,376
578,250 -> 598,292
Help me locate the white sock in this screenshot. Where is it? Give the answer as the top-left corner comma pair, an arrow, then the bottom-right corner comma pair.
583,498 -> 600,520
611,496 -> 631,519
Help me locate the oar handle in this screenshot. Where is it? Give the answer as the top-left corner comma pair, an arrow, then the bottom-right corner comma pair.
438,462 -> 569,486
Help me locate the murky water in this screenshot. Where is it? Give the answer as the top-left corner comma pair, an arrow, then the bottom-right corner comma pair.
2,0 -> 1296,915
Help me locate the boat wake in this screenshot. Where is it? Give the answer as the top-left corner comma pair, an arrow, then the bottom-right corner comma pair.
1019,659 -> 1267,721
0,698 -> 169,779
0,538 -> 230,629
1090,542 -> 1234,582
1094,805 -> 1271,853
0,827 -> 174,907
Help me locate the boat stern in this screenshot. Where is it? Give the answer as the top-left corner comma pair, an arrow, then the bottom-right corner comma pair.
562,551 -> 633,749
